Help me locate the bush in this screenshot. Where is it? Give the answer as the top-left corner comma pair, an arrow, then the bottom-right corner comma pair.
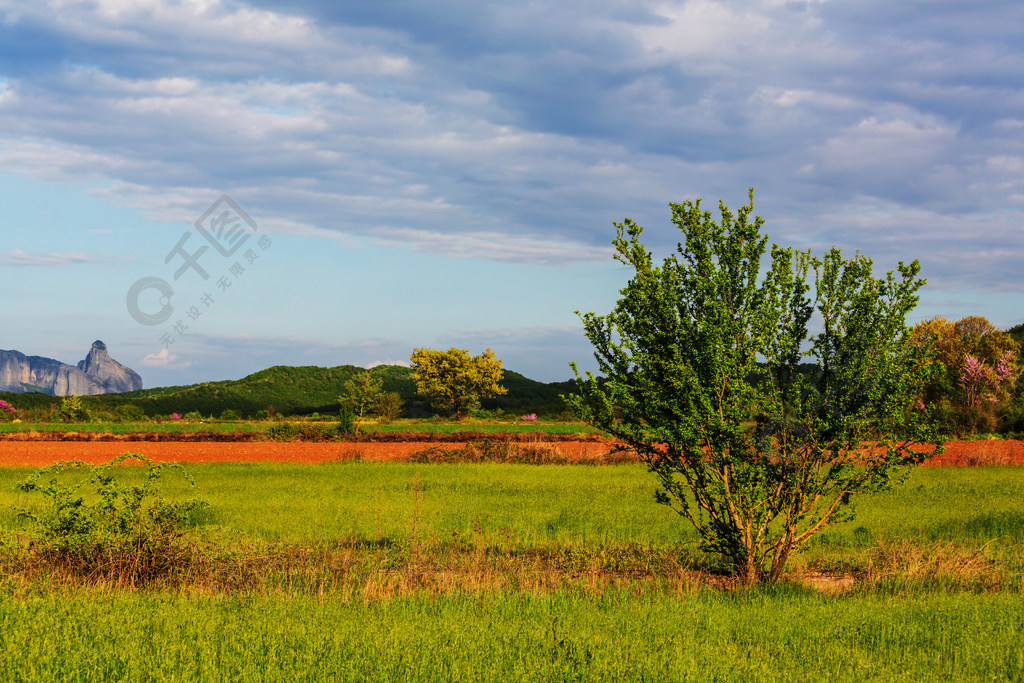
338,408 -> 356,435
14,454 -> 208,582
377,392 -> 404,424
266,422 -> 297,442
219,408 -> 243,421
183,411 -> 204,421
0,399 -> 24,422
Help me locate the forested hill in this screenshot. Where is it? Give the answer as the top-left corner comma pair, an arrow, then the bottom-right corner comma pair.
1,364 -> 578,418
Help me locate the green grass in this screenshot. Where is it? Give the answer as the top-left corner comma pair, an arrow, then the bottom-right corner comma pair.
0,420 -> 598,436
2,463 -> 1022,553
365,421 -> 599,435
1,588 -> 1021,681
0,421 -> 262,434
2,462 -> 1023,680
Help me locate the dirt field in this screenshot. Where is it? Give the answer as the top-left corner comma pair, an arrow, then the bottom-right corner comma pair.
0,440 -> 618,467
0,439 -> 1022,467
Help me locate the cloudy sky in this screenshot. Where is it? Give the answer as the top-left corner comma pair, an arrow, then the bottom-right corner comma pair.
1,0 -> 1022,386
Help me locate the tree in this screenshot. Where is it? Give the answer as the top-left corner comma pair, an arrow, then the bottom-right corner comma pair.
59,395 -> 90,423
376,392 -> 404,424
910,316 -> 1021,434
567,189 -> 941,584
410,348 -> 507,420
339,368 -> 384,421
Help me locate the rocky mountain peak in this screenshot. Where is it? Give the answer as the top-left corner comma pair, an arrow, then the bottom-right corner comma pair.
78,340 -> 142,393
0,341 -> 142,395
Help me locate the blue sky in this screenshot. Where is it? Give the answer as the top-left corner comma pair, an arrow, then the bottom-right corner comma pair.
1,0 -> 1022,386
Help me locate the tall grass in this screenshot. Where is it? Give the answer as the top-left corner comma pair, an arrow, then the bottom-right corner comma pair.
0,589 -> 1021,681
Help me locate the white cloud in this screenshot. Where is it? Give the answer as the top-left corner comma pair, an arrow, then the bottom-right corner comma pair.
366,360 -> 411,369
141,347 -> 191,368
0,249 -> 130,266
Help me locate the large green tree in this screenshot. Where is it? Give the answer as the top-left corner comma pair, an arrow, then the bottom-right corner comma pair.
410,348 -> 507,420
567,189 -> 941,584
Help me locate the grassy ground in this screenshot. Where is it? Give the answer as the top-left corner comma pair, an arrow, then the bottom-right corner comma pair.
2,589 -> 1022,681
1,462 -> 1022,680
0,421 -> 263,434
0,420 -> 599,436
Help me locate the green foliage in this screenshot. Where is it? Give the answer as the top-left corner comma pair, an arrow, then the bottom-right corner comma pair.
338,408 -> 357,435
112,404 -> 147,422
568,189 -> 942,583
339,369 -> 384,420
219,408 -> 242,421
376,391 -> 404,424
13,454 -> 207,580
480,370 -> 577,415
3,363 -> 577,421
911,316 -> 1022,435
410,348 -> 508,420
58,395 -> 90,423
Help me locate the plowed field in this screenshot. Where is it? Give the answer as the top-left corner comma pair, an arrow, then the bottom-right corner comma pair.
0,439 -> 1021,467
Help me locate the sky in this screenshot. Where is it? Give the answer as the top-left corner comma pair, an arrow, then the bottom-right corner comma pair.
0,0 -> 1022,387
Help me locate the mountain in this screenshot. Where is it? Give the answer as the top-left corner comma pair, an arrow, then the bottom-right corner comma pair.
1,362 -> 577,417
0,341 -> 143,395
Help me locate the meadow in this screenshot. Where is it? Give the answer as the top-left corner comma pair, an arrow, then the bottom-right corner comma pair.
1,461 -> 1023,679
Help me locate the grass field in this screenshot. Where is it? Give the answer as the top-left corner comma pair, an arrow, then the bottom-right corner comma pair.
1,461 -> 1022,680
0,420 -> 599,436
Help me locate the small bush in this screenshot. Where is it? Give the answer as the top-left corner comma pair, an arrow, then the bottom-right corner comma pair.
266,422 -> 297,442
219,408 -> 243,421
0,398 -> 21,422
14,453 -> 208,583
338,408 -> 356,435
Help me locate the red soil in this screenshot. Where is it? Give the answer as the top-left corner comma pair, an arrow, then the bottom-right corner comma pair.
0,439 -> 1020,468
0,440 -> 619,467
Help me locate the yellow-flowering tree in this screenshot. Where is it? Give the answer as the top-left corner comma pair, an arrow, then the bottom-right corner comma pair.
410,348 -> 507,420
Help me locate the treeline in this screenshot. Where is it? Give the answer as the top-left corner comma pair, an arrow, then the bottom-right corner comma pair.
0,364 -> 575,421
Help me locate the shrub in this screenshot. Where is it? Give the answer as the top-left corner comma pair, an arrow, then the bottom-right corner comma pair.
377,392 -> 404,424
183,411 -> 203,421
266,422 -> 297,442
219,408 -> 243,421
338,408 -> 356,435
0,399 -> 23,422
14,454 -> 208,582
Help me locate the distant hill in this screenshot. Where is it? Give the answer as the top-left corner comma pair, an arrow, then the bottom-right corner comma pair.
1,364 -> 578,419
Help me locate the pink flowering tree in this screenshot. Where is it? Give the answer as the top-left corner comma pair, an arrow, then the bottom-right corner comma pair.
960,352 -> 1016,407
0,399 -> 22,422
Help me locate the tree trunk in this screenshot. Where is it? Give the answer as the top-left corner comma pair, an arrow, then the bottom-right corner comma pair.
738,554 -> 760,585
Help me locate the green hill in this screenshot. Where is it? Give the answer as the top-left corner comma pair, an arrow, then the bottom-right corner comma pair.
1,364 -> 577,419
